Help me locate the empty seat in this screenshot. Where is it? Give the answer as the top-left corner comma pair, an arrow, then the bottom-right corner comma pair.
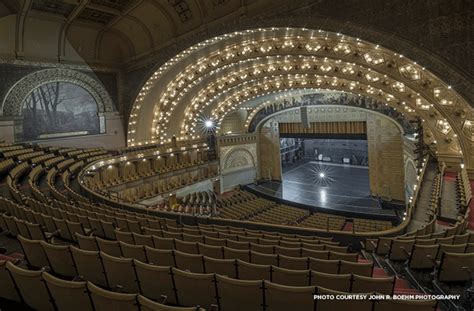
100,252 -> 140,293
115,230 -> 135,244
153,236 -> 175,250
215,274 -> 263,311
41,242 -> 77,277
329,251 -> 358,262
301,248 -> 329,260
437,252 -> 474,282
18,235 -> 49,269
96,237 -> 122,257
175,239 -> 199,254
408,245 -> 439,269
339,260 -> 373,277
351,274 -> 395,295
120,241 -> 147,262
6,262 -> 54,311
436,243 -> 467,260
174,250 -> 204,273
271,266 -> 310,286
236,260 -> 271,281
251,251 -> 278,266
75,233 -> 98,251
138,295 -> 199,311
308,258 -> 339,274
87,282 -> 139,311
388,239 -> 415,261
173,268 -> 217,309
198,243 -> 223,259
0,260 -> 20,302
250,243 -> 274,254
145,246 -> 175,266
311,271 -> 351,292
70,246 -> 108,287
278,254 -> 308,270
134,260 -> 176,304
133,233 -> 154,247
203,256 -> 237,278
227,240 -> 250,250
53,218 -> 74,241
264,281 -> 316,311
274,246 -> 301,257
42,272 -> 93,311
223,247 -> 251,262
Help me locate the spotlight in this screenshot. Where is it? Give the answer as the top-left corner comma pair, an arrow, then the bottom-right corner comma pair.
204,120 -> 214,128
319,172 -> 325,178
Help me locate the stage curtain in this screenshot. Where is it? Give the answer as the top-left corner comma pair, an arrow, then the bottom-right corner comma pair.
278,121 -> 367,134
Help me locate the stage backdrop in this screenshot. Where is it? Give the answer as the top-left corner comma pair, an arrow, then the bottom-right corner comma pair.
19,82 -> 101,141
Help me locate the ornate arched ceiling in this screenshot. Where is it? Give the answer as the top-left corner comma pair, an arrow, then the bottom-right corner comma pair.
128,27 -> 473,168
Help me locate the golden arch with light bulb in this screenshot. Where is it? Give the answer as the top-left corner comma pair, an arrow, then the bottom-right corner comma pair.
128,27 -> 472,168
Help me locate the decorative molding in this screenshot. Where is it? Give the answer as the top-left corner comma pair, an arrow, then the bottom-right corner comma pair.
220,144 -> 257,172
1,68 -> 114,116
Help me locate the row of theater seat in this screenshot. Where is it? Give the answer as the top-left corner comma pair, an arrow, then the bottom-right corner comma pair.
8,236 -> 439,311
0,261 -> 200,311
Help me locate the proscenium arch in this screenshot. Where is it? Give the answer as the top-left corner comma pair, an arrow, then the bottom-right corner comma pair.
1,68 -> 114,117
223,90 -> 416,135
128,27 -> 472,168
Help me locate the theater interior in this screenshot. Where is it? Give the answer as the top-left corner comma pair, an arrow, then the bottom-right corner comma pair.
0,0 -> 473,310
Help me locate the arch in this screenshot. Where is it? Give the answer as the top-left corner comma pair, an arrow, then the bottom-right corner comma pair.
1,68 -> 114,117
127,26 -> 472,169
223,148 -> 256,171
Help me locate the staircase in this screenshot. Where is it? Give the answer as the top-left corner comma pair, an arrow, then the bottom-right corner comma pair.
407,161 -> 438,232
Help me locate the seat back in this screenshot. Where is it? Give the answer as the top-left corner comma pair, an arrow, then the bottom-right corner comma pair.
437,252 -> 474,282
18,235 -> 49,269
389,239 -> 415,261
0,261 -> 20,302
100,252 -> 139,293
173,268 -> 217,309
236,260 -> 271,281
6,262 -> 54,311
42,272 -> 93,311
41,242 -> 77,277
145,246 -> 175,266
96,237 -> 122,257
409,245 -> 439,269
308,258 -> 339,274
278,254 -> 308,270
174,250 -> 205,273
70,246 -> 107,287
87,282 -> 138,311
134,260 -> 176,304
215,275 -> 263,311
311,271 -> 351,292
120,241 -> 147,262
203,256 -> 237,278
339,260 -> 373,277
271,266 -> 310,286
264,281 -> 316,311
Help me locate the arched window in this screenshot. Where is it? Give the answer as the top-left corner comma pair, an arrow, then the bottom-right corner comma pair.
19,82 -> 100,141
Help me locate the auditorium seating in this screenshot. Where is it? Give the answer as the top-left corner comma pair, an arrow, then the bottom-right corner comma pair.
0,143 -> 470,310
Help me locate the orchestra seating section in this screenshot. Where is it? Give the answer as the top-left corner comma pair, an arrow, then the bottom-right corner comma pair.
0,142 -> 472,310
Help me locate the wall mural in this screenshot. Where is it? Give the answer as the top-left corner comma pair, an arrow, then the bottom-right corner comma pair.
19,82 -> 100,141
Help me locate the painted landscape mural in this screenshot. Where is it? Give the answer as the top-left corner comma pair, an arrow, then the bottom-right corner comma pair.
20,82 -> 100,141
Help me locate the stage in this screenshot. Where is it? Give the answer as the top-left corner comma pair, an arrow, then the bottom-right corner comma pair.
245,161 -> 398,219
